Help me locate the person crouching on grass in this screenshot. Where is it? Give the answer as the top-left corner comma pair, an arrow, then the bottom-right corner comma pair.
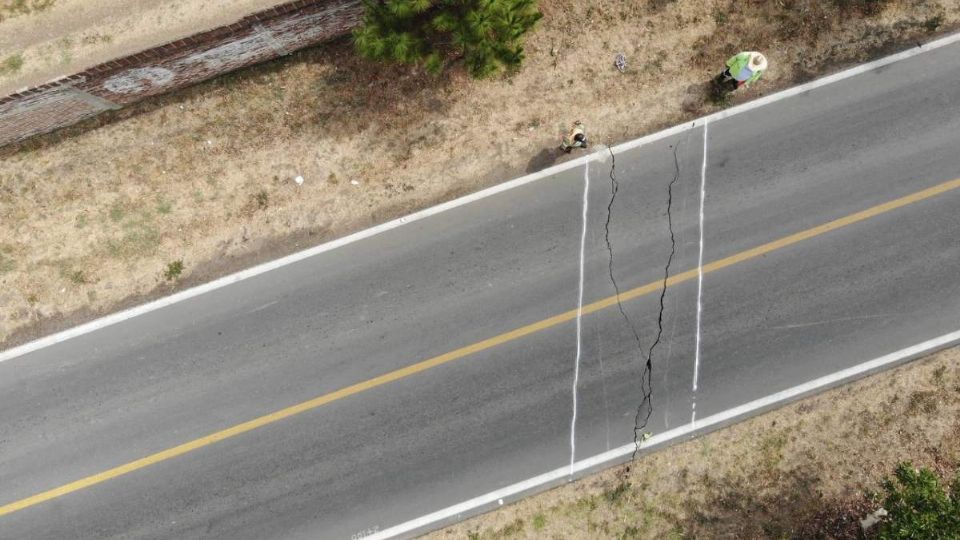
560,120 -> 588,153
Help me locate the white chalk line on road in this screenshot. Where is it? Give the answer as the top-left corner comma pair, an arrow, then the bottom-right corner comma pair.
569,161 -> 590,473
692,120 -> 709,426
3,30 -> 959,364
367,328 -> 960,539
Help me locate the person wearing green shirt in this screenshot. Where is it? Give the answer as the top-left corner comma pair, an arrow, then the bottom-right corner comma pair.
717,51 -> 767,92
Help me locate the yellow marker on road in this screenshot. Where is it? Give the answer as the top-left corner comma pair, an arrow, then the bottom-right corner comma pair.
1,176 -> 959,518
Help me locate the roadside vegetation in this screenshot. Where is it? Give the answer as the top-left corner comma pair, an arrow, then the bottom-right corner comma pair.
428,348 -> 960,539
354,0 -> 543,77
1,0 -> 958,348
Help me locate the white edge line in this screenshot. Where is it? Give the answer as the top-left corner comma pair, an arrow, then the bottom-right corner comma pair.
367,329 -> 960,540
3,31 -> 960,364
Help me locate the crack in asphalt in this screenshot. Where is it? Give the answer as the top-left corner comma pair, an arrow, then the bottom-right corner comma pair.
603,144 -> 681,459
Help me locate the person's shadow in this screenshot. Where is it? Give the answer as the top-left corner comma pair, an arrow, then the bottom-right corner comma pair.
526,147 -> 560,173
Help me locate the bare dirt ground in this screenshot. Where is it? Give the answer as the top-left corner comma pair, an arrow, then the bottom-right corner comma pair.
1,0 -> 958,347
427,347 -> 960,539
0,0 -> 293,94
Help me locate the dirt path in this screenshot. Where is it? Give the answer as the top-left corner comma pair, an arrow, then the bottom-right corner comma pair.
427,347 -> 960,539
0,0 -> 292,95
1,0 -> 957,347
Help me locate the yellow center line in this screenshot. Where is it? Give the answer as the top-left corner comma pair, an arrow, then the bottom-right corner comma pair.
2,177 -> 959,518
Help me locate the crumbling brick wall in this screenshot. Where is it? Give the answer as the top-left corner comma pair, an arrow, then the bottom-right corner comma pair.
0,0 -> 363,148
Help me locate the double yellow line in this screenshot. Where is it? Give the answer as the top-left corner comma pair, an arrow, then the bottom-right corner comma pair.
2,177 -> 959,518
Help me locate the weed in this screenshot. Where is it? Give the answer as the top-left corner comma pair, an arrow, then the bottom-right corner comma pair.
0,54 -> 24,76
163,260 -> 184,281
497,518 -> 524,536
906,390 -> 938,416
26,294 -> 38,304
68,270 -> 87,284
922,14 -> 944,33
532,513 -> 546,530
575,494 -> 598,513
156,196 -> 173,215
75,213 -> 87,229
86,290 -> 97,302
1,0 -> 56,18
603,481 -> 631,504
712,7 -> 727,26
0,253 -> 14,274
81,33 -> 113,45
831,0 -> 891,16
933,365 -> 947,386
255,190 -> 269,210
105,215 -> 160,259
620,525 -> 641,539
109,203 -> 125,222
760,431 -> 789,470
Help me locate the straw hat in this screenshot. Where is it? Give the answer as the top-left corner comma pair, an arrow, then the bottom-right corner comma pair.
750,52 -> 768,71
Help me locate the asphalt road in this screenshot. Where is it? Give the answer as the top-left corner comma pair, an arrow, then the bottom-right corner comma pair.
2,40 -> 960,539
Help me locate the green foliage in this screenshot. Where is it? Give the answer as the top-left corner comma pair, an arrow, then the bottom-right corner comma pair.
0,54 -> 24,76
354,0 -> 543,78
164,260 -> 184,281
877,462 -> 960,539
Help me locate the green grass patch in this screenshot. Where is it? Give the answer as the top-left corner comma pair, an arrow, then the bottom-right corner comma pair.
163,259 -> 184,281
0,54 -> 24,76
0,0 -> 56,21
105,211 -> 161,259
0,252 -> 15,274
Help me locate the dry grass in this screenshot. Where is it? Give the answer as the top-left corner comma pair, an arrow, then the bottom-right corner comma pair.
1,0 -> 959,346
428,348 -> 960,539
0,0 -> 56,22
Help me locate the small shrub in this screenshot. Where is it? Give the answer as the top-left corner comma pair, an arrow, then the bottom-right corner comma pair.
922,14 -> 944,33
877,462 -> 960,538
69,270 -> 87,284
164,260 -> 184,281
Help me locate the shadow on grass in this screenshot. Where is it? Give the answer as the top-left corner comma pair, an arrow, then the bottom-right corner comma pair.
676,467 -> 873,539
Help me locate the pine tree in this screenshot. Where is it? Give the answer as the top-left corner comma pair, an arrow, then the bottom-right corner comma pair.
353,0 -> 543,78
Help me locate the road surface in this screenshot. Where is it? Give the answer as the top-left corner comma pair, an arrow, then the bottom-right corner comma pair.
1,37 -> 959,540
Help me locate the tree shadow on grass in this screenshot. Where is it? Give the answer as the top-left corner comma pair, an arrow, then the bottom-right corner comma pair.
676,466 -> 874,539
